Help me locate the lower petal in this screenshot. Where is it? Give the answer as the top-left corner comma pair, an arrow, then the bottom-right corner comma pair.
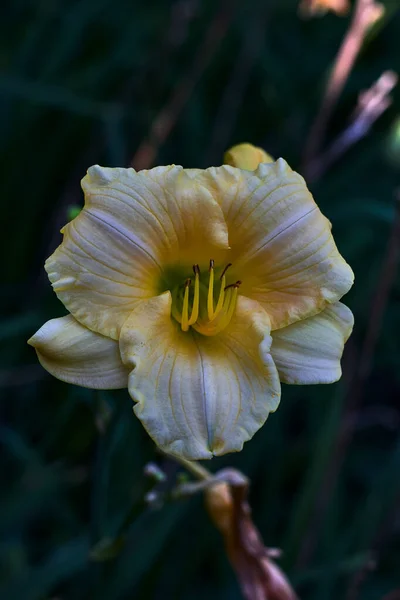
270,302 -> 354,384
119,294 -> 281,460
28,315 -> 129,389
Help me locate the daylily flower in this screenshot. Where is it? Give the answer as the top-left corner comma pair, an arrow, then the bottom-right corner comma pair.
29,146 -> 354,460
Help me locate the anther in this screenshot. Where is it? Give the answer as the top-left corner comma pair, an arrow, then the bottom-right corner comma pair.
224,280 -> 242,291
209,259 -> 215,272
220,263 -> 232,280
193,264 -> 200,275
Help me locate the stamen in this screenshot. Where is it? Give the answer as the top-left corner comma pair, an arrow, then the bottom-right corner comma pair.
174,261 -> 241,336
224,286 -> 239,325
181,279 -> 191,332
213,264 -> 233,319
213,284 -> 240,332
188,266 -> 200,326
213,275 -> 226,317
222,286 -> 233,313
207,260 -> 215,319
224,280 -> 242,291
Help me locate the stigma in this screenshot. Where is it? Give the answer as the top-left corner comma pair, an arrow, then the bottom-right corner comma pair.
172,260 -> 241,336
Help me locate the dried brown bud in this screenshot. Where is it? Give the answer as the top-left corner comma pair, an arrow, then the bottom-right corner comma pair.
205,469 -> 298,600
298,0 -> 350,18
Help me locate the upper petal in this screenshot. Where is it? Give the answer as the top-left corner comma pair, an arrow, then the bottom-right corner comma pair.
28,315 -> 129,389
270,301 -> 354,384
46,165 -> 229,340
119,293 -> 281,460
196,160 -> 354,329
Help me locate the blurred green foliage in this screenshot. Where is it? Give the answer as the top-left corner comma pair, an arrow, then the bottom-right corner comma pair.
1,0 -> 400,598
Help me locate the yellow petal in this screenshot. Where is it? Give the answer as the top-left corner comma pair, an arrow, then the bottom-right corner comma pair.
270,302 -> 354,384
28,315 -> 128,389
119,293 -> 280,460
223,143 -> 274,170
46,165 -> 229,340
195,160 -> 354,329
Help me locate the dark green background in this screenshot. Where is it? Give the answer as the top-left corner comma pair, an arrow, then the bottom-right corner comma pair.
1,0 -> 400,598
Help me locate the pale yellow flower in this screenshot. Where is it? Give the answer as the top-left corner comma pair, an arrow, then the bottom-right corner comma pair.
29,153 -> 354,460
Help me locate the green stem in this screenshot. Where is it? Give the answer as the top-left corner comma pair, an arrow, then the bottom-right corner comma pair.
166,453 -> 213,481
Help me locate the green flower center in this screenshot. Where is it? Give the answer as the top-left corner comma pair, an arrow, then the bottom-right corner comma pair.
171,260 -> 241,337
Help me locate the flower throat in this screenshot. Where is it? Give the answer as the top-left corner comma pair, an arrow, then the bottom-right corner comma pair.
171,260 -> 241,337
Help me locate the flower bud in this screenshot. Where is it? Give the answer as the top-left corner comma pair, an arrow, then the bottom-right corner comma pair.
224,143 -> 274,171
